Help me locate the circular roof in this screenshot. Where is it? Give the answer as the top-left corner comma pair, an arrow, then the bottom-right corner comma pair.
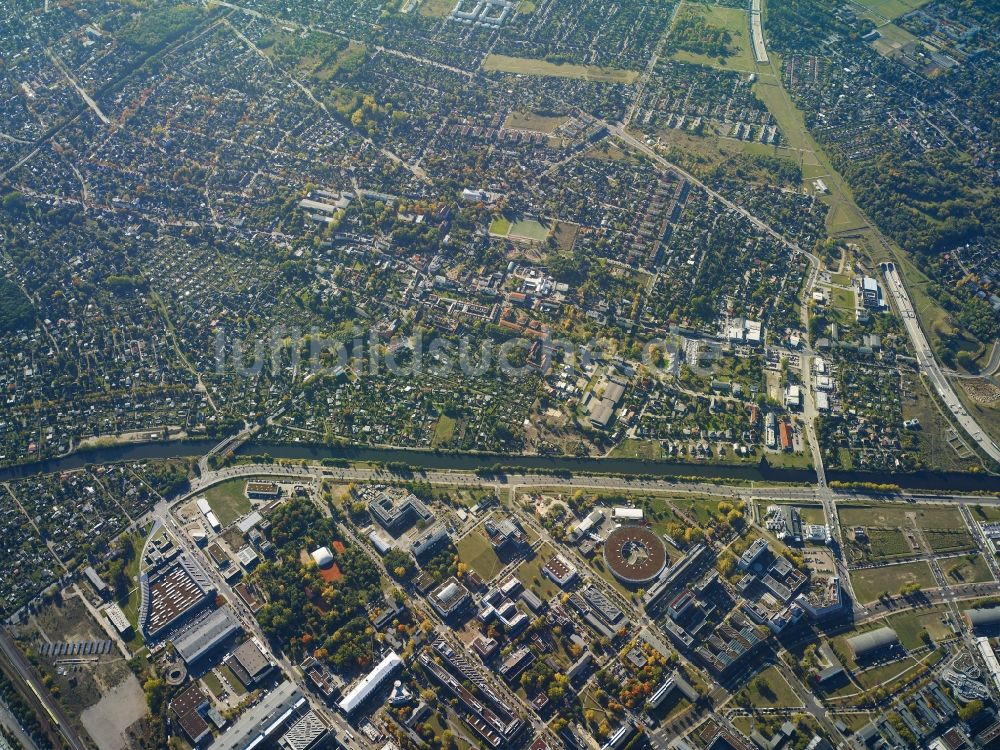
603,526 -> 667,585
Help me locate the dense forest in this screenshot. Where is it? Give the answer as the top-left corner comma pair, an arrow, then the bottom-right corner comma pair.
0,277 -> 34,333
253,498 -> 384,671
839,147 -> 998,258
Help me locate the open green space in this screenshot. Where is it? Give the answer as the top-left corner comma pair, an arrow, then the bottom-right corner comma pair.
850,528 -> 914,564
482,54 -> 639,84
834,712 -> 875,733
419,0 -> 454,16
887,606 -> 953,648
901,371 -> 982,473
944,554 -> 994,584
838,503 -> 966,530
455,529 -> 505,580
610,438 -> 665,460
849,560 -> 935,603
924,529 -> 976,554
203,477 -> 255,527
669,4 -> 755,72
508,218 -> 551,242
503,111 -> 568,133
854,656 -> 917,689
735,666 -> 802,709
515,543 -> 562,600
850,0 -> 929,21
201,670 -> 224,697
489,216 -> 512,236
431,415 -> 456,447
831,286 -> 856,313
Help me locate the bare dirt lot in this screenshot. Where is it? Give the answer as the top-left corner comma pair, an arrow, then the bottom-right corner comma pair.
80,674 -> 148,750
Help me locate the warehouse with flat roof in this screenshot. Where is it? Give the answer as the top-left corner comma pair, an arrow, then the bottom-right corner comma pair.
214,681 -> 306,750
172,607 -> 242,666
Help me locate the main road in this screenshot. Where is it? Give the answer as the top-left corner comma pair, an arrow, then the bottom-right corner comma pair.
883,262 -> 1000,465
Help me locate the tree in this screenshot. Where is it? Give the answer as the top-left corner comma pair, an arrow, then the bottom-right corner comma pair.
958,699 -> 983,722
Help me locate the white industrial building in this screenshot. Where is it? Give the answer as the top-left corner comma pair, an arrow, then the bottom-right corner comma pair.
311,547 -> 334,568
338,651 -> 403,715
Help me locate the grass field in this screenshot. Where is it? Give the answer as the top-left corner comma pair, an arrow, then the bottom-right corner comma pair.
859,529 -> 913,562
508,218 -> 551,242
855,656 -> 917,689
202,670 -> 224,697
419,0 -> 454,16
203,477 -> 254,527
670,4 -> 755,72
902,373 -> 979,471
220,664 -> 246,695
503,110 -> 567,133
455,530 -> 504,580
850,0 -> 929,21
831,286 -> 856,313
887,606 -> 953,648
837,503 -> 965,530
489,216 -> 512,236
610,438 -> 665,460
850,560 -> 935,603
944,554 -> 994,584
431,415 -> 456,447
515,543 -> 562,600
924,529 -> 976,554
482,54 -> 639,83
552,221 -> 579,252
736,666 -> 802,708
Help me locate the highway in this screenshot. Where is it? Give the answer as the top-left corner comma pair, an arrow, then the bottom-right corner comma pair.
882,263 -> 1000,465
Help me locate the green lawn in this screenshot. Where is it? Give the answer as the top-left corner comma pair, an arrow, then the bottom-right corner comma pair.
482,54 -> 639,83
201,670 -> 224,697
851,0 -> 929,21
924,529 -> 976,554
855,656 -> 917,690
944,554 -> 994,584
850,560 -> 935,603
832,286 -> 856,313
736,666 -> 802,709
669,4 -> 756,72
455,530 -> 505,580
515,543 -> 562,600
508,218 -> 551,242
489,216 -> 512,236
504,111 -> 568,133
837,503 -> 966,530
609,438 -> 665,460
887,606 -> 953,648
431,415 -> 456,447
419,0 -> 454,16
203,477 -> 257,527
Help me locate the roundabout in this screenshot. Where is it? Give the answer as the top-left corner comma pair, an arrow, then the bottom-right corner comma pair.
603,525 -> 668,585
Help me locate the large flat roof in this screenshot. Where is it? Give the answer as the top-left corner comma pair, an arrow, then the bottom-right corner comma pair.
173,607 -> 242,665
338,651 -> 403,714
214,681 -> 305,750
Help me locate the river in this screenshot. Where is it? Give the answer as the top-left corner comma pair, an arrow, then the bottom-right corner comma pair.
0,439 -> 996,492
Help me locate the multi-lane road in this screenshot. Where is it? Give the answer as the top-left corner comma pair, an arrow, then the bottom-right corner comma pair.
882,262 -> 1000,465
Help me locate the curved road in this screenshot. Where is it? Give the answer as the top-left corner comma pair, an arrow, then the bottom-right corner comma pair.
883,263 -> 1000,465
